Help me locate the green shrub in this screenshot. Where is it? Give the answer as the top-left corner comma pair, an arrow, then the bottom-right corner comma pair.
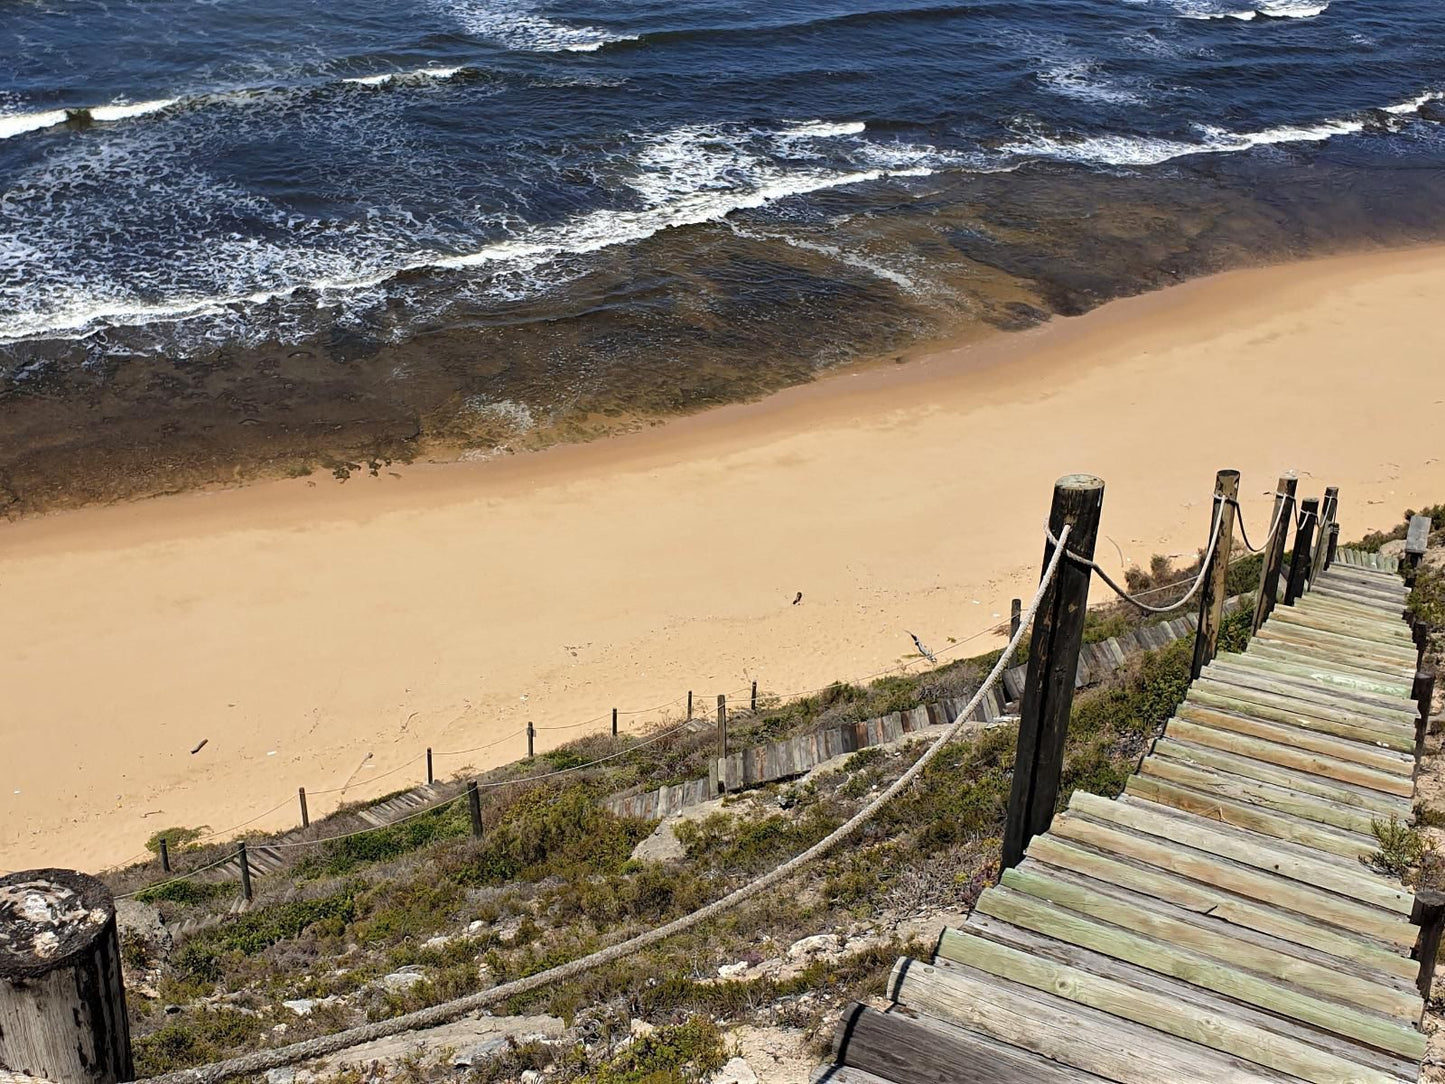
136,879 -> 229,906
145,826 -> 209,855
1368,816 -> 1425,879
133,1009 -> 266,1076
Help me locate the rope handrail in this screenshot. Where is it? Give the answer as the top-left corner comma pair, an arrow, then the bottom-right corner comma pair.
134,526 -> 1072,1084
1047,496 -> 1222,615
1228,491 -> 1289,555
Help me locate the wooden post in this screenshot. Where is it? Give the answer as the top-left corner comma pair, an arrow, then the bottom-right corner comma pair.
0,869 -> 134,1083
237,842 -> 252,902
1284,498 -> 1319,606
612,708 -> 618,737
1253,476 -> 1296,632
750,681 -> 758,712
1413,888 -> 1445,998
426,747 -> 434,785
687,690 -> 693,720
1191,470 -> 1240,681
298,787 -> 310,829
717,694 -> 728,759
527,721 -> 535,758
1010,598 -> 1021,640
1415,670 -> 1436,760
1326,523 -> 1340,570
158,836 -> 170,873
1406,514 -> 1431,587
467,781 -> 483,838
1311,486 -> 1339,584
1002,474 -> 1104,871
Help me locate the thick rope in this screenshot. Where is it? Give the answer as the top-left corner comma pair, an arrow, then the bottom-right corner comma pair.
136,529 -> 1071,1084
1229,492 -> 1289,556
1048,500 -> 1221,615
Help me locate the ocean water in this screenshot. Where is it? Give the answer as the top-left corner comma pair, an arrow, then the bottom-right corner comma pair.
2,0 -> 1444,506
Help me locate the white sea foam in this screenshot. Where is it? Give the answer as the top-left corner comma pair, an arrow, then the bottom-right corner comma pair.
1384,90 -> 1443,115
342,66 -> 465,86
780,120 -> 868,138
1040,61 -> 1147,106
1004,114 -> 1365,167
441,0 -> 637,52
0,109 -> 68,139
88,98 -> 180,122
1173,0 -> 1328,20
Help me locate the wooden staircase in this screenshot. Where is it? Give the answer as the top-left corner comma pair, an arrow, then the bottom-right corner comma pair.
816,553 -> 1432,1083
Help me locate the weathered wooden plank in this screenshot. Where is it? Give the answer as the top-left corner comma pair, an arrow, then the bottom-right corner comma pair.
1199,665 -> 1419,726
1311,582 -> 1408,611
956,915 -> 1421,1080
1271,608 -> 1417,652
1188,681 -> 1417,750
812,1065 -> 906,1084
1138,755 -> 1383,836
1071,791 -> 1412,914
1151,737 -> 1411,818
1051,811 -> 1414,947
892,954 -> 1300,1084
1173,704 -> 1415,779
1296,594 -> 1412,628
911,937 -> 1410,1083
832,1005 -> 1109,1084
1406,515 -> 1431,556
1025,834 -> 1416,979
989,870 -> 1420,1023
1257,624 -> 1415,671
1247,639 -> 1417,690
1211,651 -> 1414,704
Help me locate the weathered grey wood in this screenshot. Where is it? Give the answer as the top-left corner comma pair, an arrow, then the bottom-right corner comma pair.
890,955 -> 1299,1084
1411,888 -> 1445,1000
1285,498 -> 1319,605
0,870 -> 133,1084
1004,474 -> 1104,870
1244,641 -> 1415,695
1193,470 -> 1239,680
1137,755 -> 1383,836
1051,811 -> 1415,948
953,916 -> 1421,1081
1025,834 -> 1416,979
1255,476 -> 1297,633
833,1004 -> 1107,1083
1210,652 -> 1414,708
1172,706 -> 1415,782
1259,619 -> 1418,666
1311,487 -> 1338,586
1253,630 -> 1416,681
1151,737 -> 1410,818
812,1066 -> 907,1084
990,869 -> 1420,1022
1271,607 -> 1417,651
1071,791 -> 1412,914
910,936 -> 1408,1083
1188,681 -> 1417,750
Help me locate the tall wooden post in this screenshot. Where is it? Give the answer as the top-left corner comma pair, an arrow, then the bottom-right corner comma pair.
1284,498 -> 1319,605
1311,486 -> 1339,584
717,695 -> 728,759
298,787 -> 310,829
1413,671 -> 1435,762
237,842 -> 253,902
1191,470 -> 1240,681
612,708 -> 618,736
1010,598 -> 1022,639
1002,474 -> 1104,871
687,690 -> 693,720
467,781 -> 483,838
1253,476 -> 1296,632
158,837 -> 171,873
0,869 -> 134,1083
1406,514 -> 1431,587
751,681 -> 758,712
426,747 -> 434,786
526,722 -> 535,758
1413,888 -> 1445,998
1326,523 -> 1340,570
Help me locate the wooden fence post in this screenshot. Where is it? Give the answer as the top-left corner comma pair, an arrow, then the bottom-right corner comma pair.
298,787 -> 309,828
751,681 -> 758,712
717,695 -> 728,759
467,781 -> 483,838
1326,523 -> 1340,570
1311,486 -> 1338,584
158,837 -> 170,873
1284,498 -> 1319,605
426,747 -> 434,786
1413,888 -> 1445,998
1253,475 -> 1296,632
1002,474 -> 1104,871
1406,514 -> 1431,587
612,708 -> 618,736
1010,598 -> 1022,639
1191,470 -> 1240,680
0,869 -> 134,1083
237,842 -> 252,902
527,722 -> 535,758
687,690 -> 693,720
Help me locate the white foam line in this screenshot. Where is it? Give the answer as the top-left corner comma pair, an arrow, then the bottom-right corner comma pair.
342,66 -> 466,86
88,98 -> 180,122
780,120 -> 868,138
0,109 -> 68,140
1384,90 -> 1443,115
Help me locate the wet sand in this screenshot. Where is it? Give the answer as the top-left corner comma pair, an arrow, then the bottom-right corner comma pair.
4,243 -> 1444,872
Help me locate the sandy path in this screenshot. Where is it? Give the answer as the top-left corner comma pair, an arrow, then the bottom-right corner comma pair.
3,245 -> 1444,872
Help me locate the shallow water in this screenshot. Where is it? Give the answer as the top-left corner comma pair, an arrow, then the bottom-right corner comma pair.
2,0 -> 1444,509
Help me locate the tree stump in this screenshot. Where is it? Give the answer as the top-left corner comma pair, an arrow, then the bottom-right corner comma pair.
0,869 -> 133,1083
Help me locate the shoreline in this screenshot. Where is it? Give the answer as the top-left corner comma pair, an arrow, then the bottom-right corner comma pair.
5,243 -> 1445,872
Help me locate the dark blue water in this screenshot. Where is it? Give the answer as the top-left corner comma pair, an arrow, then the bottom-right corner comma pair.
2,0 -> 1442,347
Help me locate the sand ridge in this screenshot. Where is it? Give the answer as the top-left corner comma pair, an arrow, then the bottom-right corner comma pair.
3,244 -> 1444,872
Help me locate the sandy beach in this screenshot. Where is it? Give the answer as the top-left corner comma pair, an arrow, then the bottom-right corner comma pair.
3,244 -> 1444,873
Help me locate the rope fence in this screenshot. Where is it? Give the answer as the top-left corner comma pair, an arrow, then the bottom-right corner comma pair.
134,530 -> 1073,1084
